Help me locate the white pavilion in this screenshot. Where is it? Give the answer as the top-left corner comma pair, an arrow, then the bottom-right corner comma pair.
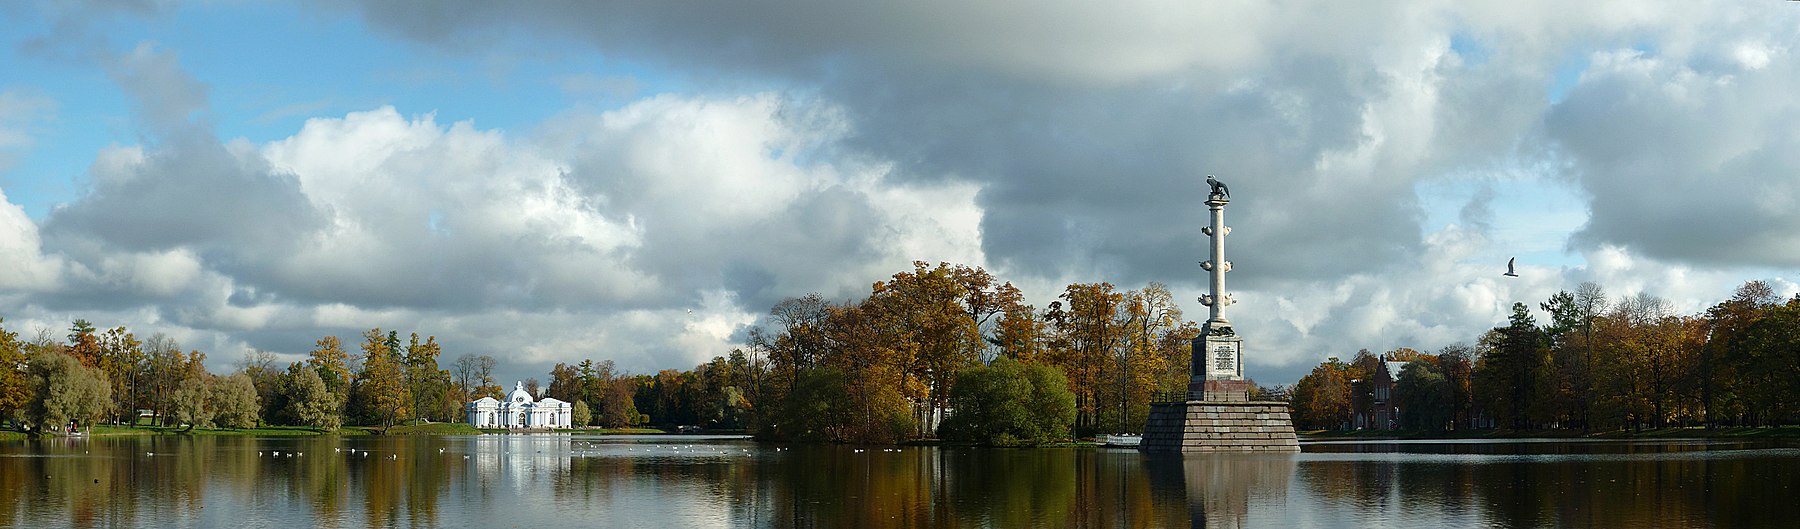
467,382 -> 573,429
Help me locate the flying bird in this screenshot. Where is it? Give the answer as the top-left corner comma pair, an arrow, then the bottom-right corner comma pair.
1503,257 -> 1519,277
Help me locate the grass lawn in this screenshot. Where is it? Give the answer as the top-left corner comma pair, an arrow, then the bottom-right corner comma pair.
95,425 -> 332,436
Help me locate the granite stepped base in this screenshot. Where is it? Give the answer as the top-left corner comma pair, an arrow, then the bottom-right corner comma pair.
1138,400 -> 1299,453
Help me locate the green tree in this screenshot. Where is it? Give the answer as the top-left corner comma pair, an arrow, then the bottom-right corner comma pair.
1394,361 -> 1452,431
1476,303 -> 1548,429
403,333 -> 450,422
938,358 -> 1076,446
171,375 -> 215,431
211,373 -> 261,429
284,363 -> 342,431
23,347 -> 114,433
571,399 -> 591,427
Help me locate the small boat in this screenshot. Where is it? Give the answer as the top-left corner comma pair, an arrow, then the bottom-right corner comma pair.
1098,434 -> 1141,447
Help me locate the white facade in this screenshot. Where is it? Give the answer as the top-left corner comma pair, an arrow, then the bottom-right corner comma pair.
467,382 -> 573,429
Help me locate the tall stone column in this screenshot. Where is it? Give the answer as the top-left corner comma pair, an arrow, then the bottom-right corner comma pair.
1189,188 -> 1247,401
1141,175 -> 1297,452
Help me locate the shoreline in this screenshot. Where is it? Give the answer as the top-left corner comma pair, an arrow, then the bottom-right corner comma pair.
2,423 -> 692,440
1299,426 -> 1800,441
11,424 -> 1797,443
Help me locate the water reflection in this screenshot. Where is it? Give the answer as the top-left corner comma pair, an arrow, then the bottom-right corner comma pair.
1142,453 -> 1295,529
2,435 -> 1794,528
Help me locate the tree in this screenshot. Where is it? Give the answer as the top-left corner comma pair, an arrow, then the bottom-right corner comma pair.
756,293 -> 831,398
1437,343 -> 1477,429
211,373 -> 261,429
1115,283 -> 1182,432
97,326 -> 143,425
143,333 -> 184,426
284,362 -> 342,431
1394,361 -> 1452,431
1476,303 -> 1548,429
572,399 -> 591,427
240,350 -> 281,426
65,319 -> 101,368
938,358 -> 1076,446
308,335 -> 351,401
23,347 -> 114,433
547,362 -> 581,403
947,263 -> 1024,362
403,333 -> 450,421
1045,282 -> 1126,434
0,319 -> 29,422
1702,281 -> 1775,426
171,376 -> 215,431
1291,358 -> 1351,430
599,377 -> 640,428
867,262 -> 983,435
993,304 -> 1047,363
357,329 -> 411,432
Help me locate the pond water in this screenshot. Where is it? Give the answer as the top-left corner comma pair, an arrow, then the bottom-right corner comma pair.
2,434 -> 1795,528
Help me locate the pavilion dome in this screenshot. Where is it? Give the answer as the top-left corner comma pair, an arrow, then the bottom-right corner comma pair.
508,381 -> 534,405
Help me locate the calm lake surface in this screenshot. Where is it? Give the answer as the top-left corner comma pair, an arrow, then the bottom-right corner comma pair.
2,434 -> 1795,528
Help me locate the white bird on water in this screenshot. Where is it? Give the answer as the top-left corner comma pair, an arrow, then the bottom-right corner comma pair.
1504,257 -> 1519,277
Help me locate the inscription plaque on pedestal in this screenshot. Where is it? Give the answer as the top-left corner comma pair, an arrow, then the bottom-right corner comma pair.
1210,341 -> 1239,378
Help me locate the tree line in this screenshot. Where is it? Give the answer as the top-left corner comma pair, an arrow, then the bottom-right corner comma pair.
0,320 -> 514,434
1290,281 -> 1800,431
4,261 -> 1226,444
725,261 -> 1226,444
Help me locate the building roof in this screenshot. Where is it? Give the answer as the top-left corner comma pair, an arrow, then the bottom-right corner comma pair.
508,381 -> 534,404
1384,361 -> 1407,381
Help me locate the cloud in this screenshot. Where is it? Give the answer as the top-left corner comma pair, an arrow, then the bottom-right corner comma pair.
0,187 -> 64,291
0,90 -> 57,172
1553,36 -> 1800,267
19,40 -> 985,377
10,1 -> 1800,385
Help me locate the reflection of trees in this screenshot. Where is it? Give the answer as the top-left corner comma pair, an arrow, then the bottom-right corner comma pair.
5,436 -> 1796,527
1292,442 -> 1800,527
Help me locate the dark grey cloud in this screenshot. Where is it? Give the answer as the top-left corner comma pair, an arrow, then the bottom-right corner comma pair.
1551,41 -> 1800,267
328,1 -> 1473,294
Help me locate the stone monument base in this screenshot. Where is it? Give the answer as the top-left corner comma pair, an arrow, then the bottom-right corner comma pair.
1188,379 -> 1251,402
1138,400 -> 1300,453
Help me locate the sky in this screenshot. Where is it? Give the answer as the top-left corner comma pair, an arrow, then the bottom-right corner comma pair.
3,1 -> 1800,387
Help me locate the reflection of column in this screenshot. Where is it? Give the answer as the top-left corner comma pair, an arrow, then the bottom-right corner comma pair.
1144,453 -> 1295,528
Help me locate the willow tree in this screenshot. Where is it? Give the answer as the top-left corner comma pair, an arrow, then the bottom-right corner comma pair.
23,347 -> 114,433
211,373 -> 262,429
